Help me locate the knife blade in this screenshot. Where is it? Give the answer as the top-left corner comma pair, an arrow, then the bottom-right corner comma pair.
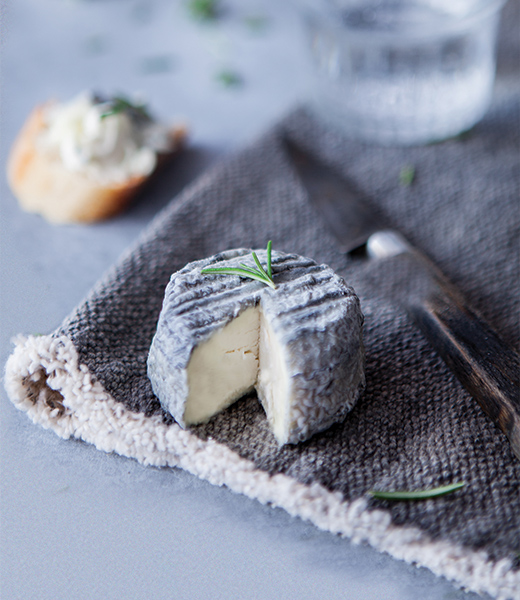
283,137 -> 520,460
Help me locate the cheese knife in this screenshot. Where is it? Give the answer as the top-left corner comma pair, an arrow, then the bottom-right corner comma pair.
283,138 -> 520,460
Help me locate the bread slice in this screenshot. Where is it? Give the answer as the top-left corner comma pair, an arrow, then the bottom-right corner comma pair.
7,103 -> 186,224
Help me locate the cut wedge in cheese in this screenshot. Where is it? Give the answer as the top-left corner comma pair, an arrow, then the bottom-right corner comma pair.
147,248 -> 365,445
184,307 -> 260,425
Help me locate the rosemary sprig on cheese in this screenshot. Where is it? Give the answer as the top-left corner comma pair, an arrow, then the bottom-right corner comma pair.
369,481 -> 465,501
201,241 -> 276,289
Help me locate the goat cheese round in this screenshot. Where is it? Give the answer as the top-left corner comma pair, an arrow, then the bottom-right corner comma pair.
147,248 -> 365,445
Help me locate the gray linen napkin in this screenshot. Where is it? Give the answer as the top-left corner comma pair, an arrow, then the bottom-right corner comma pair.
5,9 -> 520,593
5,100 -> 519,599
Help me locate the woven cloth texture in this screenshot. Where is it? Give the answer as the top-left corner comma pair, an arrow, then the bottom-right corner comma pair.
46,0 -> 519,572
54,84 -> 520,569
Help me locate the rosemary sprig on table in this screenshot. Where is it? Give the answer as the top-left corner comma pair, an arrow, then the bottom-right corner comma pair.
216,69 -> 243,88
399,164 -> 416,187
188,0 -> 218,21
369,481 -> 465,501
201,241 -> 276,289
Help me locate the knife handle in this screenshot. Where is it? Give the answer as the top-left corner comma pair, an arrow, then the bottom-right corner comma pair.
368,231 -> 520,460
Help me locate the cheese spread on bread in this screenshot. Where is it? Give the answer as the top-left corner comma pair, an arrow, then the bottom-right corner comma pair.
38,92 -> 170,185
7,91 -> 186,223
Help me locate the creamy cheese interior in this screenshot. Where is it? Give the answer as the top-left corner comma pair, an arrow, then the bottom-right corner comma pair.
256,311 -> 291,443
183,306 -> 292,443
184,307 -> 260,425
38,92 -> 167,184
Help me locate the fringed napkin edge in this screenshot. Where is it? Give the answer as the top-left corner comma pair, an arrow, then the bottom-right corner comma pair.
4,333 -> 520,600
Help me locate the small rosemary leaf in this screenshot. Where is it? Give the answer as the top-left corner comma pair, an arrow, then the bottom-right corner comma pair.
201,267 -> 251,275
201,242 -> 276,289
188,0 -> 218,22
216,69 -> 243,88
239,263 -> 260,274
399,165 -> 416,187
100,107 -> 122,119
369,481 -> 465,501
201,267 -> 267,283
100,96 -> 151,120
267,240 -> 272,278
201,267 -> 275,289
240,265 -> 268,280
252,250 -> 270,280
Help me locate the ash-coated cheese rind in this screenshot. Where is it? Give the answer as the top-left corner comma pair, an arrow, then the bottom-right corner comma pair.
147,248 -> 365,445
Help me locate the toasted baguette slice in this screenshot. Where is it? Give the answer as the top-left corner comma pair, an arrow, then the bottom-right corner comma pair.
7,104 -> 186,224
